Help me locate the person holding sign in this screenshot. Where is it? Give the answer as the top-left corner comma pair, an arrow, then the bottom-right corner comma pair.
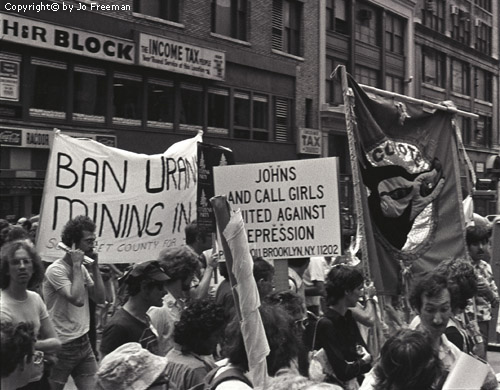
42,215 -> 105,390
184,221 -> 218,300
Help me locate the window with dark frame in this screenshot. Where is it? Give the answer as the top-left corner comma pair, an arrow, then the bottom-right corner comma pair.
326,0 -> 348,34
207,87 -> 229,132
272,0 -> 302,56
180,83 -> 203,128
460,116 -> 472,145
385,13 -> 404,55
252,94 -> 269,141
451,59 -> 470,96
73,66 -> 106,122
385,74 -> 404,94
422,0 -> 445,33
211,0 -> 247,41
422,47 -> 446,88
475,21 -> 492,56
474,68 -> 492,102
451,9 -> 471,46
355,3 -> 379,46
147,80 -> 174,127
112,74 -> 142,124
133,0 -> 180,22
233,90 -> 250,139
475,115 -> 492,148
30,59 -> 67,118
355,65 -> 379,88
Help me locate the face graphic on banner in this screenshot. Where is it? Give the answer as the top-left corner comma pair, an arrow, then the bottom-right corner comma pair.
366,152 -> 445,250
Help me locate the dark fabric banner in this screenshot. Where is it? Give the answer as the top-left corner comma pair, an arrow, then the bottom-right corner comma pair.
347,74 -> 467,295
197,142 -> 234,234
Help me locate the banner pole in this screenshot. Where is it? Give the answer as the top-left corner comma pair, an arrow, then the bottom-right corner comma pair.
337,65 -> 371,281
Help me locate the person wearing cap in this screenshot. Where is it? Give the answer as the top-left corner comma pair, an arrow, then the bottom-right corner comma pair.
148,246 -> 201,356
100,260 -> 170,358
96,342 -> 176,390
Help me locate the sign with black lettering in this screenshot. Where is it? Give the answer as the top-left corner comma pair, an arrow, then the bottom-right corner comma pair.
138,33 -> 225,81
213,158 -> 341,259
298,128 -> 322,155
0,54 -> 20,101
0,127 -> 117,149
36,130 -> 202,263
0,14 -> 135,64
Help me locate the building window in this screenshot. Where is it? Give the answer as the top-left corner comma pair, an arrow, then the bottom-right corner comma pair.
385,75 -> 404,94
211,0 -> 247,40
305,98 -> 313,128
133,0 -> 179,22
326,58 -> 346,105
272,0 -> 302,56
30,58 -> 67,119
451,9 -> 471,46
475,21 -> 492,56
385,13 -> 404,54
422,48 -> 445,88
474,68 -> 492,102
234,90 -> 250,139
207,87 -> 229,134
147,79 -> 174,128
422,0 -> 445,33
475,0 -> 491,12
180,83 -> 203,129
475,116 -> 492,148
253,94 -> 269,141
355,65 -> 379,88
113,73 -> 142,125
274,97 -> 292,142
73,66 -> 106,123
326,0 -> 348,34
451,60 -> 470,95
460,116 -> 472,145
355,3 -> 379,46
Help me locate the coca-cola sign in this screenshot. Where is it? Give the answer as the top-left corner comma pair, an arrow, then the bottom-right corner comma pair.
0,129 -> 22,145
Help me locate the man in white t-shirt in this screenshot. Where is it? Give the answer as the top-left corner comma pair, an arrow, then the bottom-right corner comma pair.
43,215 -> 105,390
302,256 -> 326,315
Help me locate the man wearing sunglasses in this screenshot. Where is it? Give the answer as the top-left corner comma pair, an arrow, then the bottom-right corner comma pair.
100,260 -> 170,358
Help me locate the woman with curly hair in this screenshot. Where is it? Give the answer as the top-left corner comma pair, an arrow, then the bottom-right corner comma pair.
0,240 -> 61,389
163,298 -> 226,389
359,329 -> 444,390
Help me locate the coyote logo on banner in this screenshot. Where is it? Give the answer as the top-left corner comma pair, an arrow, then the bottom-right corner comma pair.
346,74 -> 467,295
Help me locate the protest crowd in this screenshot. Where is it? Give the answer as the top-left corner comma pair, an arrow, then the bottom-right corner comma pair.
1,211 -> 499,390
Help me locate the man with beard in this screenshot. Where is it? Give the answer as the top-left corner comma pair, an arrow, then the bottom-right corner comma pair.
42,215 -> 105,390
465,225 -> 499,359
148,246 -> 200,355
100,260 -> 170,358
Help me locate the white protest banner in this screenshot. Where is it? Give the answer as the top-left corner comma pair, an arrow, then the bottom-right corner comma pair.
213,158 -> 341,259
36,130 -> 202,263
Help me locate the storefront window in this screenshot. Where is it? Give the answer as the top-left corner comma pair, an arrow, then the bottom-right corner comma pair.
147,80 -> 174,129
207,88 -> 229,134
73,66 -> 106,123
30,58 -> 67,119
112,73 -> 142,126
234,91 -> 250,139
253,94 -> 269,140
180,83 -> 203,130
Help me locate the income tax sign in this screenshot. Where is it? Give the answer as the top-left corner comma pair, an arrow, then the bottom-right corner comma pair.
214,158 -> 341,259
37,130 -> 201,263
